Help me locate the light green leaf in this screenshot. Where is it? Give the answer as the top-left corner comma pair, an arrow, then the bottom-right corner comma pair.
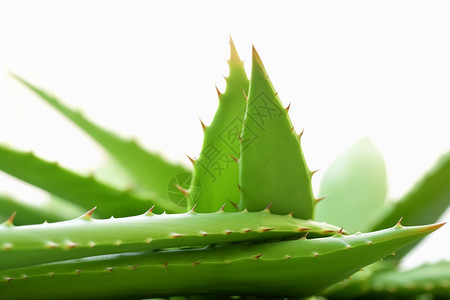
0,209 -> 342,270
11,73 -> 189,208
0,194 -> 82,225
325,261 -> 450,299
316,137 -> 388,232
366,151 -> 450,258
1,222 -> 443,299
239,47 -> 315,219
0,145 -> 183,217
188,38 -> 249,212
367,261 -> 450,298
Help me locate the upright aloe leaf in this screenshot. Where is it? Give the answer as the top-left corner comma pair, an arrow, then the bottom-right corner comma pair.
187,38 -> 249,212
366,151 -> 450,258
239,46 -> 315,219
316,138 -> 388,232
11,73 -> 189,207
0,145 -> 183,216
1,222 -> 443,299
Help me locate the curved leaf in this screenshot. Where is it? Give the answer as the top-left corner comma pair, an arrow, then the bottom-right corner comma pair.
11,73 -> 189,207
1,222 -> 443,299
366,151 -> 450,257
0,145 -> 183,216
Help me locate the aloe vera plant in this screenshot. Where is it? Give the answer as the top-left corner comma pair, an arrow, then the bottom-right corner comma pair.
0,39 -> 449,300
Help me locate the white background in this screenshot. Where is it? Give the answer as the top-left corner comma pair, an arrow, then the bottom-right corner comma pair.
1,0 -> 449,269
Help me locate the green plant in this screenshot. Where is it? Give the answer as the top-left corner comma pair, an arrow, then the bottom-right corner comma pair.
0,39 -> 449,299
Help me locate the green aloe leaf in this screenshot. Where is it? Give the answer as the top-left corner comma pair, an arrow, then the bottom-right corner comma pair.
0,194 -> 83,225
316,137 -> 388,233
1,222 -> 443,299
239,46 -> 315,219
0,208 -> 342,270
0,145 -> 183,216
11,73 -> 189,208
325,261 -> 450,299
366,261 -> 450,299
322,261 -> 397,299
187,38 -> 249,212
366,151 -> 450,258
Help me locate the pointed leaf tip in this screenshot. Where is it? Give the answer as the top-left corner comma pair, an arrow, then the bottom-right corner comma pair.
252,45 -> 265,70
7,70 -> 17,79
228,36 -> 242,64
422,222 -> 446,232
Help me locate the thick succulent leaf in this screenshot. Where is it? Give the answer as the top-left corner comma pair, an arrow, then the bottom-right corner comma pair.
325,261 -> 450,299
11,73 -> 189,206
0,194 -> 83,225
0,209 -> 342,270
366,151 -> 450,257
239,47 -> 315,219
0,145 -> 183,216
188,38 -> 249,212
316,137 -> 388,232
322,260 -> 397,299
366,261 -> 450,299
1,222 -> 443,299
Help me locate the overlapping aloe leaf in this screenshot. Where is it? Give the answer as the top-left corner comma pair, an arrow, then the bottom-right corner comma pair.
366,261 -> 450,299
322,260 -> 397,299
0,145 -> 183,217
239,47 -> 315,219
187,38 -> 249,212
0,194 -> 80,225
2,42 -> 447,300
1,223 -> 443,299
325,261 -> 450,299
366,152 -> 450,258
0,208 -> 342,270
11,73 -> 189,207
92,159 -> 137,191
316,138 -> 388,232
